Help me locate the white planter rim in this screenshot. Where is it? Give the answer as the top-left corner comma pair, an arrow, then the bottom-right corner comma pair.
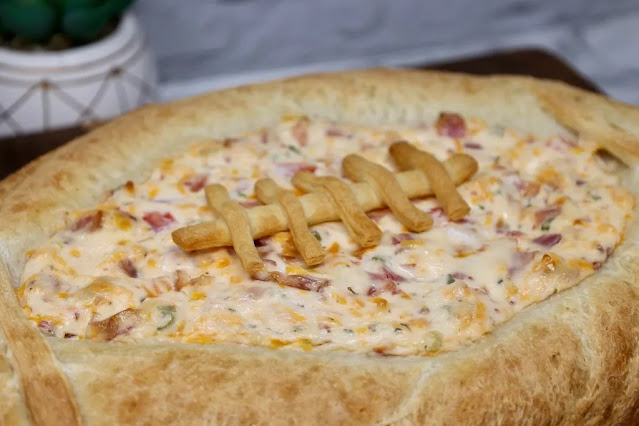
0,12 -> 137,72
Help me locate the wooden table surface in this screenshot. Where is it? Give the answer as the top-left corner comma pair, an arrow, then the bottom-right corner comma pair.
0,48 -> 601,180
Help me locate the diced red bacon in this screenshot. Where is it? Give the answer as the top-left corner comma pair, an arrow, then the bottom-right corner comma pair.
260,129 -> 269,144
548,136 -> 578,154
118,259 -> 138,278
428,206 -> 449,225
463,142 -> 483,150
593,261 -> 603,270
515,179 -> 541,197
534,206 -> 561,228
453,217 -> 473,225
436,112 -> 466,138
255,237 -> 271,247
391,233 -> 413,245
532,233 -> 562,247
367,280 -> 401,296
72,210 -> 103,232
291,117 -> 309,146
275,162 -> 317,177
184,174 -> 208,192
326,127 -> 347,137
575,179 -> 586,186
506,230 -> 524,239
38,320 -> 54,335
508,250 -> 537,277
143,212 -> 175,232
223,138 -> 238,148
270,272 -> 330,292
368,266 -> 406,283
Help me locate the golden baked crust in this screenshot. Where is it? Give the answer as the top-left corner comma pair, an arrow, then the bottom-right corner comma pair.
1,69 -> 639,425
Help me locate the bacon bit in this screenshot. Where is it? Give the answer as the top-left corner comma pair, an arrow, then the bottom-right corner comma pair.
260,129 -> 269,144
391,233 -> 413,245
38,320 -> 54,335
373,346 -> 390,356
86,309 -> 141,341
508,251 -> 537,277
118,259 -> 138,278
64,333 -> 76,338
515,179 -> 541,197
533,233 -> 562,247
255,237 -> 270,247
367,280 -> 401,296
463,142 -> 483,150
184,174 -> 208,192
557,136 -> 578,148
506,230 -> 524,239
534,206 -> 561,228
291,117 -> 310,146
275,162 -> 317,178
223,138 -> 238,148
326,128 -> 347,137
436,112 -> 466,138
368,266 -> 406,283
72,210 -> 103,232
428,206 -> 448,225
124,180 -> 135,193
453,217 -> 473,225
593,261 -> 603,270
239,199 -> 261,208
270,272 -> 330,292
575,179 -> 586,186
142,212 -> 175,232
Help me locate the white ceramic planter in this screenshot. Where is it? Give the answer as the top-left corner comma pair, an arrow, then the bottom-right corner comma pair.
0,12 -> 157,137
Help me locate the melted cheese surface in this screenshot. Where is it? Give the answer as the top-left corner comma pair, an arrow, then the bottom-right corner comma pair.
18,115 -> 634,355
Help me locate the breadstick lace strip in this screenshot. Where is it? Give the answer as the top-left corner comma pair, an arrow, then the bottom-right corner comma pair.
173,142 -> 478,276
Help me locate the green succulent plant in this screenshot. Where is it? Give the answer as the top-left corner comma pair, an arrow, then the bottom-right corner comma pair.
0,0 -> 134,49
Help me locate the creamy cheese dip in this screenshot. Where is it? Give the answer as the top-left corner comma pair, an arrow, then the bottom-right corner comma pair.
18,114 -> 634,355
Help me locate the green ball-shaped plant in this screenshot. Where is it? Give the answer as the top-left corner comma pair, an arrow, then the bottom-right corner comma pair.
0,0 -> 134,49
